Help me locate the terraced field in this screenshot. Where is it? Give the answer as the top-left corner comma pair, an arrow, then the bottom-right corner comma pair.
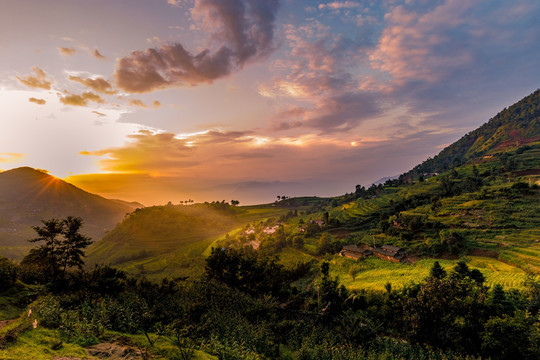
329,256 -> 533,291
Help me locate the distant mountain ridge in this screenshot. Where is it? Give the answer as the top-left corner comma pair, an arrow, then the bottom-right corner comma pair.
0,167 -> 142,259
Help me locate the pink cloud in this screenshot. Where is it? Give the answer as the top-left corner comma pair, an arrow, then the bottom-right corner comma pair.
369,1 -> 474,83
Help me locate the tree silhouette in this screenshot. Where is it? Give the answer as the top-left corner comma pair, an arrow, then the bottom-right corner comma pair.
28,216 -> 92,280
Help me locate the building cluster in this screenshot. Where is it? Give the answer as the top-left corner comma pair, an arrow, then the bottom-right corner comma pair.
340,244 -> 407,263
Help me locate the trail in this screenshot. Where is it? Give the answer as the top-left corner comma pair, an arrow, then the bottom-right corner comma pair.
305,272 -> 320,291
0,319 -> 15,330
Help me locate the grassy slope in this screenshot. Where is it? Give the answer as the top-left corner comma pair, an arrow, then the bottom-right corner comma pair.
269,140 -> 540,291
0,324 -> 217,360
329,256 -> 529,291
86,203 -> 290,280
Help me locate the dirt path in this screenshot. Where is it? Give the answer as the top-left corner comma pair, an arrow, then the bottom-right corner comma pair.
488,264 -> 498,273
0,319 -> 15,330
305,272 -> 319,291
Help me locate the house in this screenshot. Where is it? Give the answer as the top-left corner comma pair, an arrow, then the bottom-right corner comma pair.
310,219 -> 325,227
372,245 -> 406,263
263,225 -> 279,234
340,244 -> 373,260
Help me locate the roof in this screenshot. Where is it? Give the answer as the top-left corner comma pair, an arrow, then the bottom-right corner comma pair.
342,245 -> 362,253
381,244 -> 403,253
373,247 -> 405,259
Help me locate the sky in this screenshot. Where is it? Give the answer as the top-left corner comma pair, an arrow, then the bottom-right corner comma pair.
1,0 -> 539,206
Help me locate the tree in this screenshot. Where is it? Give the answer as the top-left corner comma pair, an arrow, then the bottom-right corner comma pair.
429,261 -> 447,279
481,311 -> 536,360
28,216 -> 93,280
231,199 -> 240,206
317,233 -> 333,255
430,195 -> 442,214
440,229 -> 465,255
0,257 -> 17,291
451,260 -> 471,279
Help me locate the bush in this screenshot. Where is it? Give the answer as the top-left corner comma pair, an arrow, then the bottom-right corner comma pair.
0,257 -> 17,291
33,295 -> 63,328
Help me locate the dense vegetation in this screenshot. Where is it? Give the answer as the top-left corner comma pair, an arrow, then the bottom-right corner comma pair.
3,238 -> 540,359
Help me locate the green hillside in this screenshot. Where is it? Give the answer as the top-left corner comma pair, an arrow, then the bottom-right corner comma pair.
86,201 -> 294,278
210,89 -> 540,291
407,88 -> 540,178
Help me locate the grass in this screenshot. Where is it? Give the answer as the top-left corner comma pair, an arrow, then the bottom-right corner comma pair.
329,256 -> 533,291
0,283 -> 42,321
0,327 -> 89,360
0,325 -> 217,360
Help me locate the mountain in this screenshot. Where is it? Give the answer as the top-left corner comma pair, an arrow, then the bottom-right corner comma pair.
407,88 -> 540,178
0,167 -> 142,259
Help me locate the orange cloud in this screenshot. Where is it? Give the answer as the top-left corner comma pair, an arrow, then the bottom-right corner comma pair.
28,97 -> 46,105
0,152 -> 25,163
58,47 -> 76,56
369,2 -> 473,84
128,99 -> 147,108
152,100 -> 161,108
93,47 -> 106,59
59,91 -> 105,106
79,128 -> 350,183
81,130 -> 196,175
92,111 -> 106,117
68,75 -> 117,95
16,67 -> 53,90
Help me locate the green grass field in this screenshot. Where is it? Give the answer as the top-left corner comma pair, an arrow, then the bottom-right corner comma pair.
328,256 -> 533,291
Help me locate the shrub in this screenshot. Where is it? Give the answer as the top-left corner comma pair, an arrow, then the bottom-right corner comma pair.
0,257 -> 17,291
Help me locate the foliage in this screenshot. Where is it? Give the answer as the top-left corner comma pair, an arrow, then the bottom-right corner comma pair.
24,216 -> 92,282
0,257 -> 17,291
205,247 -> 289,298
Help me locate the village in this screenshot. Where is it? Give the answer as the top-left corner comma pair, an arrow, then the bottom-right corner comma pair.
339,243 -> 408,263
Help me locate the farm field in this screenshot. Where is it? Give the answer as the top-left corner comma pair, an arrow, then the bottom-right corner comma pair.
328,256 -> 532,291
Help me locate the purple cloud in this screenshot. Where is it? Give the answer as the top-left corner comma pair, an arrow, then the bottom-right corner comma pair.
115,0 -> 280,93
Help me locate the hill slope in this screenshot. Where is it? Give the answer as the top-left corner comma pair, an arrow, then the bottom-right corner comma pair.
85,202 -> 291,278
408,88 -> 540,177
204,89 -> 540,290
0,167 -> 141,259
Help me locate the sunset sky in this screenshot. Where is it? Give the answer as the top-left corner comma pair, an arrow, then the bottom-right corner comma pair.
1,0 -> 540,205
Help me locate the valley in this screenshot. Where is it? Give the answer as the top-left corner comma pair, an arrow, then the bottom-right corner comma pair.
1,89 -> 540,359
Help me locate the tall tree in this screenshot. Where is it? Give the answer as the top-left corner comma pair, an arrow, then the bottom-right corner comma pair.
28,216 -> 92,280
